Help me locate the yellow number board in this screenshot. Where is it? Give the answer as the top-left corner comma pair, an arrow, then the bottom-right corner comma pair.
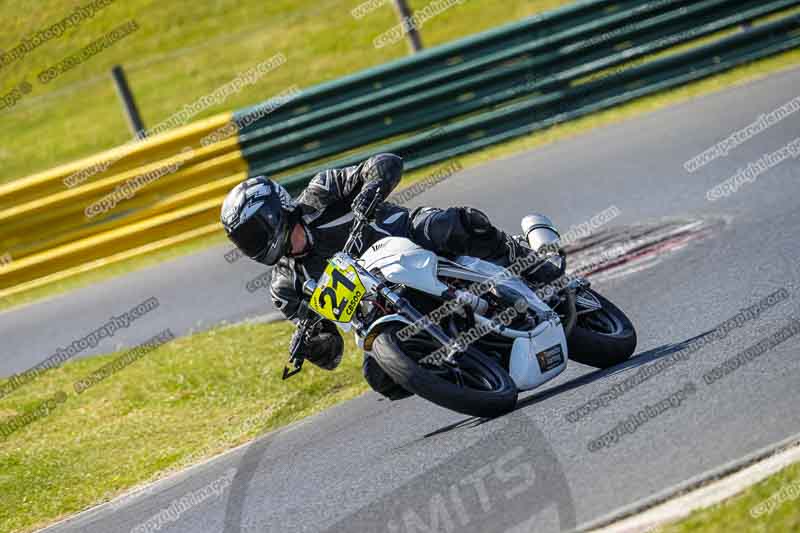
309,262 -> 366,323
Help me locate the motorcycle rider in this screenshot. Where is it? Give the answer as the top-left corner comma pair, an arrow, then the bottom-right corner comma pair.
221,153 -> 561,399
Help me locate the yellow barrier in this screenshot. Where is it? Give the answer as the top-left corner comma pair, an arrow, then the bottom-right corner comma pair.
0,223 -> 223,300
0,110 -> 250,292
0,142 -> 245,260
0,192 -> 241,290
0,113 -> 234,209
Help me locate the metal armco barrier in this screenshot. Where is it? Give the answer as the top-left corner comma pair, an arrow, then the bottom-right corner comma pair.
1,0 -> 798,297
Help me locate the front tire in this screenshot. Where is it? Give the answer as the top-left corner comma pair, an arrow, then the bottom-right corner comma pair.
371,325 -> 517,418
567,289 -> 637,368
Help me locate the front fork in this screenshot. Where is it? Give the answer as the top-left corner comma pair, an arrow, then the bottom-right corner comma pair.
283,264 -> 464,380
377,285 -> 465,366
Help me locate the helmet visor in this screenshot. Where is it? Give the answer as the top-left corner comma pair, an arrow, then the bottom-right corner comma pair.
229,214 -> 272,261
260,213 -> 290,266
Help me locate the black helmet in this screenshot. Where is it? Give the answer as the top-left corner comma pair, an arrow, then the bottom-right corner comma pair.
221,176 -> 295,266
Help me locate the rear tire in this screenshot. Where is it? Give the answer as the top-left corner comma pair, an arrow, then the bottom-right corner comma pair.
371,325 -> 517,418
567,290 -> 637,368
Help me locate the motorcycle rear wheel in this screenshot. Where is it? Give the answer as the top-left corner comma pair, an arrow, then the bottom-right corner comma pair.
371,325 -> 518,418
567,289 -> 637,368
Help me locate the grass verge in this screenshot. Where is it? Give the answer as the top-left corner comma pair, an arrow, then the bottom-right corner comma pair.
0,0 -> 572,183
658,461 -> 800,532
0,320 -> 371,533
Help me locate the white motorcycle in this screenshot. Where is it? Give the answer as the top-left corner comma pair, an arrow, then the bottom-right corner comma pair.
283,197 -> 637,418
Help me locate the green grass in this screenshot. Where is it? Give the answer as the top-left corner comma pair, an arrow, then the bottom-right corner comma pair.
0,0 -> 573,183
658,462 -> 800,532
0,320 -> 372,533
3,3 -> 800,532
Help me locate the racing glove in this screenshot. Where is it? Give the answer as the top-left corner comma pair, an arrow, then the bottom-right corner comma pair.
290,319 -> 344,370
352,180 -> 383,220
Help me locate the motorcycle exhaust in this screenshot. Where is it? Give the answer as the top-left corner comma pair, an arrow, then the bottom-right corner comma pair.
521,213 -> 561,253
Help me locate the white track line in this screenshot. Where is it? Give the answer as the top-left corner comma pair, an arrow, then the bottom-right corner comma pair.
585,438 -> 800,532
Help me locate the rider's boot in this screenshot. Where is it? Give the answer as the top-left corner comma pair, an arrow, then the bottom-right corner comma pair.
504,235 -> 564,285
504,213 -> 566,285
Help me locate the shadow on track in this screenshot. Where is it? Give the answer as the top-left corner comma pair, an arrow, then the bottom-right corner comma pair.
515,330 -> 717,411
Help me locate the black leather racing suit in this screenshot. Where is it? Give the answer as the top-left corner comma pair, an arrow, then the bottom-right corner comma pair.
269,153 -> 522,398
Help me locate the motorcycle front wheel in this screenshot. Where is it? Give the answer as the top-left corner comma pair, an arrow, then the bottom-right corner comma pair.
371,325 -> 518,418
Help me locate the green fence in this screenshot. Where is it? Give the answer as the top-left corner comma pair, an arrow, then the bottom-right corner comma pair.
1,0 -> 798,295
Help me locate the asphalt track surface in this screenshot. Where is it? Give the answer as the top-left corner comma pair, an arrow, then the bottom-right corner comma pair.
16,66 -> 800,532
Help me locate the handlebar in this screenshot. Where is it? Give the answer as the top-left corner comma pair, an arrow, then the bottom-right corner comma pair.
282,193 -> 382,380
342,191 -> 383,256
